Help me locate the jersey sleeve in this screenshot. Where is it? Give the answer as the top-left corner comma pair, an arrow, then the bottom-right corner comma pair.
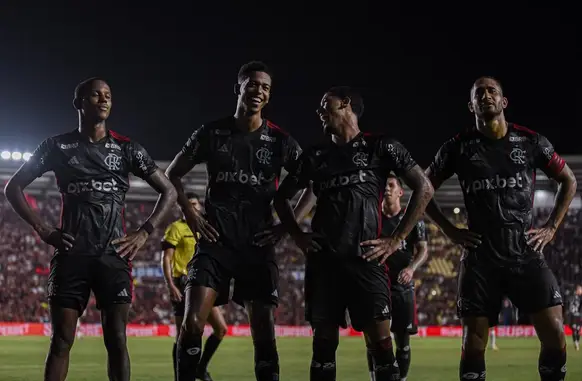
161,223 -> 182,250
23,138 -> 57,178
282,135 -> 302,172
379,138 -> 417,176
180,125 -> 211,166
534,133 -> 565,178
128,141 -> 158,179
427,138 -> 457,180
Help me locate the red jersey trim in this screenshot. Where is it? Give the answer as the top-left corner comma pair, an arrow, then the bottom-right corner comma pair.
109,130 -> 131,142
548,152 -> 566,175
266,120 -> 289,136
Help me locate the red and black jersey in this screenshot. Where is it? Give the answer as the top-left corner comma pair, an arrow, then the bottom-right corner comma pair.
24,129 -> 158,255
428,123 -> 565,266
283,132 -> 417,258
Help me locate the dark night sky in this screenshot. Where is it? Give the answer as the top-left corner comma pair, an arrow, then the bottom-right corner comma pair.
0,4 -> 579,167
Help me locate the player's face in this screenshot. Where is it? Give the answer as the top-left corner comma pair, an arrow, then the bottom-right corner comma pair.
577,285 -> 582,295
81,80 -> 112,121
317,93 -> 345,135
468,78 -> 507,120
384,178 -> 403,204
189,198 -> 202,212
238,71 -> 271,114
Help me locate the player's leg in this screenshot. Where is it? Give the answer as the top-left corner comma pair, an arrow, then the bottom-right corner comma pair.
489,328 -> 498,350
349,258 -> 399,381
509,260 -> 566,381
390,286 -> 417,380
572,320 -> 581,351
197,306 -> 228,381
44,306 -> 81,381
177,252 -> 226,381
457,259 -> 501,381
45,254 -> 91,381
100,304 -> 131,381
93,255 -> 134,381
171,277 -> 186,381
300,254 -> 345,381
233,256 -> 280,381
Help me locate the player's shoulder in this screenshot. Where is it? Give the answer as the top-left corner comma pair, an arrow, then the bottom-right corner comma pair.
300,141 -> 332,160
46,130 -> 81,150
508,123 -> 543,143
264,119 -> 291,138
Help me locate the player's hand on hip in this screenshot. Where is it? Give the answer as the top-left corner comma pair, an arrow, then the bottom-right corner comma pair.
361,237 -> 401,264
398,267 -> 414,284
292,232 -> 322,254
112,230 -> 149,260
185,209 -> 219,243
254,224 -> 286,247
526,225 -> 556,253
447,227 -> 482,248
169,284 -> 183,302
39,227 -> 75,252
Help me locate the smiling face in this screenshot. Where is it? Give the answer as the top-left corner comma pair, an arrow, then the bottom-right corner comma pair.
237,70 -> 271,114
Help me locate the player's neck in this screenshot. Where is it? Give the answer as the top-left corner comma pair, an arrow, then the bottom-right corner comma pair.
331,119 -> 360,145
78,118 -> 107,143
233,109 -> 263,132
382,201 -> 401,217
476,115 -> 508,140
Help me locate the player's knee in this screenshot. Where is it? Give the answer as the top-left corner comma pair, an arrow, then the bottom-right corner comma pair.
49,331 -> 75,356
248,303 -> 275,341
539,320 -> 566,349
103,328 -> 127,352
394,332 -> 411,351
312,331 -> 339,361
213,322 -> 227,340
183,312 -> 206,336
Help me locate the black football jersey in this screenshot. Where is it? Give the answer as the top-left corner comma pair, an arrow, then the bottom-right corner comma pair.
23,129 -> 158,255
381,209 -> 427,287
179,117 -> 301,249
428,123 -> 565,266
569,294 -> 581,317
283,132 -> 417,257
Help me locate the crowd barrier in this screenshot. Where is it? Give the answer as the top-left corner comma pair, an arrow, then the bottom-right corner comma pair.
0,323 -> 573,337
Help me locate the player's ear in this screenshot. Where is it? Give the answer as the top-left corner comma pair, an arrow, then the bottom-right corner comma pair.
234,84 -> 241,96
73,97 -> 82,110
341,96 -> 351,109
467,101 -> 475,113
502,96 -> 508,109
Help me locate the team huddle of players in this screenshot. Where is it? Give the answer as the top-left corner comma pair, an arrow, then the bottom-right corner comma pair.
3,60 -> 579,381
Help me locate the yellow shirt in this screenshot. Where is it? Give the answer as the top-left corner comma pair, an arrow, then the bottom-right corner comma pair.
162,219 -> 197,277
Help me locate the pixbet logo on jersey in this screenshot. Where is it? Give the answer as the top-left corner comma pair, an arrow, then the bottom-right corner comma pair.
66,179 -> 119,194
461,172 -> 524,194
316,170 -> 368,192
215,170 -> 275,186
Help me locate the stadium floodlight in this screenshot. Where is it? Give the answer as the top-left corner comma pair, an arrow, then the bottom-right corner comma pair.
453,207 -> 460,214
23,152 -> 32,161
11,151 -> 22,160
1,151 -> 10,160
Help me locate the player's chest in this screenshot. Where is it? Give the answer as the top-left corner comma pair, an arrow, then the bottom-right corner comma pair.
54,142 -> 129,178
457,140 -> 533,178
312,145 -> 381,178
212,133 -> 283,171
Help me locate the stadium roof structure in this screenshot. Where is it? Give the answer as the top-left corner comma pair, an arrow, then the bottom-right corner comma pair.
2,156 -> 582,208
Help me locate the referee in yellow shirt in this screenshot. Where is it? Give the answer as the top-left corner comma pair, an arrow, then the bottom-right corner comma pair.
162,193 -> 227,381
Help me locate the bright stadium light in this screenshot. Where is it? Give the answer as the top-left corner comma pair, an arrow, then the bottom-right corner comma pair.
453,207 -> 460,214
11,151 -> 22,160
23,152 -> 32,161
1,151 -> 10,160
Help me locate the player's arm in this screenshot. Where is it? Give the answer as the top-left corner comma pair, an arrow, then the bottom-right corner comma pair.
424,139 -> 482,248
166,126 -> 219,242
3,138 -> 74,250
362,140 -> 433,263
160,225 -> 183,301
284,136 -> 317,222
273,153 -> 321,253
398,221 -> 429,284
112,143 -> 177,259
527,135 -> 577,252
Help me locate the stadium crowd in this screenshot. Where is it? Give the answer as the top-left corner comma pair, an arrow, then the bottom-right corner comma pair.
1,194 -> 580,326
